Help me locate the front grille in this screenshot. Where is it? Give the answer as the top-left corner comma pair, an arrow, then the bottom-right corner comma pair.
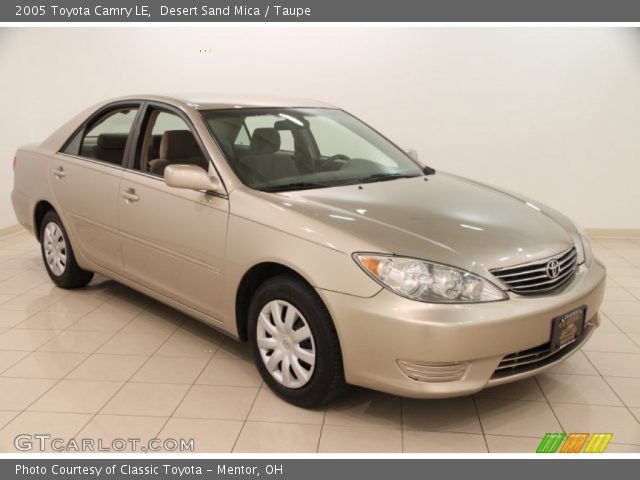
492,328 -> 590,379
490,247 -> 577,295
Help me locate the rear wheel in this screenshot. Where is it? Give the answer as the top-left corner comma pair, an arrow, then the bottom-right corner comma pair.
40,211 -> 93,289
248,274 -> 347,407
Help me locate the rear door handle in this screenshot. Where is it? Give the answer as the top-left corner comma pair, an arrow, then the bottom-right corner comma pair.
53,167 -> 66,178
121,188 -> 139,202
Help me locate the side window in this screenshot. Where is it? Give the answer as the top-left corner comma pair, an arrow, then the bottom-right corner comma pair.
64,108 -> 138,166
135,109 -> 209,178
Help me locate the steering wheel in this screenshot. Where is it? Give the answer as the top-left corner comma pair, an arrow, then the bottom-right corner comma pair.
318,154 -> 350,172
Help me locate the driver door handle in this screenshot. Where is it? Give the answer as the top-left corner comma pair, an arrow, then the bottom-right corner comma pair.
121,188 -> 139,202
53,167 -> 66,178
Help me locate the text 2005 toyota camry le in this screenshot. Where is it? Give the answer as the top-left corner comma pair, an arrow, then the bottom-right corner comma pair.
11,95 -> 606,407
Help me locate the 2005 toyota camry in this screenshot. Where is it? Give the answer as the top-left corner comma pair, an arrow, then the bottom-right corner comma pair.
11,95 -> 606,407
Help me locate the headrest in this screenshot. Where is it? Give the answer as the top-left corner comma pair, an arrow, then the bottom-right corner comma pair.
248,128 -> 280,155
159,130 -> 202,160
97,133 -> 128,150
150,134 -> 163,149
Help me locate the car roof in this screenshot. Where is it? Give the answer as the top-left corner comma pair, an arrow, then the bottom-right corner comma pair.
111,94 -> 337,110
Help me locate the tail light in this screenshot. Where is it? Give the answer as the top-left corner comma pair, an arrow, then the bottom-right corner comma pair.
12,156 -> 16,171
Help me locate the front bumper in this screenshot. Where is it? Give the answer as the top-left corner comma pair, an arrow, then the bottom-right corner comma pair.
318,259 -> 606,398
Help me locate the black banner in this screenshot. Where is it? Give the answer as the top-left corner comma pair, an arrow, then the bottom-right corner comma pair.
5,459 -> 640,480
4,0 -> 640,22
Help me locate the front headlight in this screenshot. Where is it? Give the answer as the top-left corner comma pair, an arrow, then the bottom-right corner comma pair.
574,224 -> 593,267
353,254 -> 507,303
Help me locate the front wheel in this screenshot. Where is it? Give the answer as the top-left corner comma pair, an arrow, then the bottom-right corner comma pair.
40,210 -> 93,289
248,274 -> 347,407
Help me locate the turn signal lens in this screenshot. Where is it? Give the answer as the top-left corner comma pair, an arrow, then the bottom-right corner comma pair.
572,223 -> 593,268
354,254 -> 507,304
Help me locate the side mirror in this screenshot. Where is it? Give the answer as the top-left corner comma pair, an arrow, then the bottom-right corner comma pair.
405,148 -> 419,162
164,165 -> 220,193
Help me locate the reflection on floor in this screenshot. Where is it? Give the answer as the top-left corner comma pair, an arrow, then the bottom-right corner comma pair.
0,230 -> 639,453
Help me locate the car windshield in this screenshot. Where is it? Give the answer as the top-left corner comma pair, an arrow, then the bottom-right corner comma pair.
202,108 -> 424,192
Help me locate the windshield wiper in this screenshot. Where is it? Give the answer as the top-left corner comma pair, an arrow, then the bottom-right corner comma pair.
340,172 -> 421,186
259,182 -> 328,193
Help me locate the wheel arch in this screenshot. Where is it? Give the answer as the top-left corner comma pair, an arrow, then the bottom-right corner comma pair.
235,262 -> 317,342
33,200 -> 56,240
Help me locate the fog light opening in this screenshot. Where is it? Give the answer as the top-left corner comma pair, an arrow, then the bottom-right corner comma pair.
397,360 -> 469,383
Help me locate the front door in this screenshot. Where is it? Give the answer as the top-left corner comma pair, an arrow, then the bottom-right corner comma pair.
117,106 -> 229,320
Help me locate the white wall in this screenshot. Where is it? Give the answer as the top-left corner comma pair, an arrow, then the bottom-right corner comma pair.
1,27 -> 639,230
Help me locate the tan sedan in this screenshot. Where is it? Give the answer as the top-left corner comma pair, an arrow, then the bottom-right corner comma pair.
11,95 -> 606,406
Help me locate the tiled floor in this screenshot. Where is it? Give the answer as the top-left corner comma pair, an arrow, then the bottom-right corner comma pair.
0,230 -> 639,453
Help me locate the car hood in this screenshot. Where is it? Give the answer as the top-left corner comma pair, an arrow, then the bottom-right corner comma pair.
270,172 -> 577,276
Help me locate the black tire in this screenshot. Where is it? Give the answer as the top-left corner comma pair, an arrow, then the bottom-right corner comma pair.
248,274 -> 347,407
39,210 -> 93,289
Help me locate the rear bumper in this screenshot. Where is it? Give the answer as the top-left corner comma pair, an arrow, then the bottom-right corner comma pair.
319,259 -> 606,398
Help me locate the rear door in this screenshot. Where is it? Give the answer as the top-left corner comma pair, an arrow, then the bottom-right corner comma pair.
51,103 -> 141,273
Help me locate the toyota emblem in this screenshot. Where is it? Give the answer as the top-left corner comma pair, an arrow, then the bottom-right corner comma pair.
546,259 -> 561,279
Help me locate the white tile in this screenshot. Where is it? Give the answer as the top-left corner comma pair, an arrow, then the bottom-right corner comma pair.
403,397 -> 482,434
131,355 -> 208,384
15,310 -> 84,330
159,418 -> 242,453
248,388 -> 324,425
196,357 -> 262,387
3,352 -> 87,379
607,315 -> 640,334
403,431 -> 487,453
547,351 -> 599,375
155,324 -> 222,357
538,373 -> 622,406
604,288 -> 637,301
606,377 -> 640,408
324,389 -> 402,428
476,398 -> 561,437
96,332 -> 169,356
583,331 -> 640,353
77,414 -> 168,453
29,379 -> 123,414
0,412 -> 92,452
552,403 -> 640,445
585,352 -> 640,378
0,310 -> 38,329
44,293 -> 107,315
601,300 -> 640,316
0,377 -> 56,410
485,435 -> 541,453
101,382 -> 189,417
477,378 -> 545,402
66,354 -> 148,381
0,411 -> 19,430
0,329 -> 60,351
320,425 -> 402,453
69,301 -> 141,332
234,422 -> 321,453
38,330 -> 113,353
175,385 -> 258,420
0,350 -> 30,372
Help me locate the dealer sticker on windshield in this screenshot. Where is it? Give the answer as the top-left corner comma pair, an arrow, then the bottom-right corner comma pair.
551,306 -> 586,351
